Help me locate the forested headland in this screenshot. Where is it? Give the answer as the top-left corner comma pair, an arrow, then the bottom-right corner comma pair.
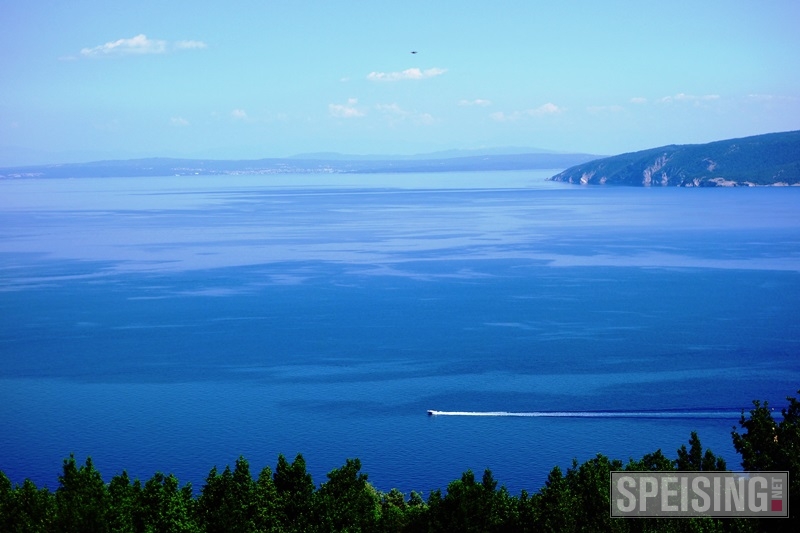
549,130 -> 800,186
2,391 -> 797,532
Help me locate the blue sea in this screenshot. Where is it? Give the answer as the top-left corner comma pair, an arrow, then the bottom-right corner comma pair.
1,170 -> 799,495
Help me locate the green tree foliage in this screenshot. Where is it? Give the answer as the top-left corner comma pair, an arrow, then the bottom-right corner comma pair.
675,432 -> 726,472
732,390 -> 800,532
626,449 -> 675,472
197,457 -> 259,533
565,455 -> 624,531
376,488 -> 428,533
530,445 -> 730,533
55,454 -> 109,532
315,457 -> 380,532
0,470 -> 12,531
426,468 -> 513,532
253,464 -> 280,532
1,390 -> 798,532
530,465 -> 578,532
107,470 -> 141,533
0,476 -> 55,532
273,453 -> 316,532
139,472 -> 196,533
376,487 -> 406,532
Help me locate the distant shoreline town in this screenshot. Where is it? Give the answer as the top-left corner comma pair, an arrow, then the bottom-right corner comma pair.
0,152 -> 597,180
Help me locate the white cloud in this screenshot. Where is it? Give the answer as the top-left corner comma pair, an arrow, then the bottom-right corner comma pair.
367,67 -> 446,81
587,105 -> 624,114
630,97 -> 648,104
79,34 -> 207,57
375,103 -> 407,115
174,40 -> 207,50
415,113 -> 435,125
659,93 -> 720,104
458,99 -> 492,107
329,98 -> 365,118
491,103 -> 563,121
747,94 -> 775,101
170,117 -> 190,127
530,102 -> 562,115
745,94 -> 799,103
231,109 -> 248,120
375,103 -> 435,125
81,34 -> 167,56
744,93 -> 799,108
678,93 -> 719,101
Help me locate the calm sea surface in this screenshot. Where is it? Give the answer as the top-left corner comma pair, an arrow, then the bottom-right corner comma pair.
1,170 -> 799,495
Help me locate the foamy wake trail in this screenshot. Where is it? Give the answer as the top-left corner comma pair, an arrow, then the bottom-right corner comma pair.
427,410 -> 742,419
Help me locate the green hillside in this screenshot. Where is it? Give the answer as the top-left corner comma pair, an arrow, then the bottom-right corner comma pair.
550,130 -> 800,186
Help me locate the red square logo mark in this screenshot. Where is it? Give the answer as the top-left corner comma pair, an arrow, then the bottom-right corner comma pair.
771,499 -> 783,512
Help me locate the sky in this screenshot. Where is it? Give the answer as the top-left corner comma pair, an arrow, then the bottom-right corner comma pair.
1,0 -> 799,165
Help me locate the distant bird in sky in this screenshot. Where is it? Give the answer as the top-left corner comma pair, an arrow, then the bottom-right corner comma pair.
411,50 -> 418,54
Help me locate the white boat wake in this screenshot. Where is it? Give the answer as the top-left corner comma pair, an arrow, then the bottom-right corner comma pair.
426,409 -> 742,419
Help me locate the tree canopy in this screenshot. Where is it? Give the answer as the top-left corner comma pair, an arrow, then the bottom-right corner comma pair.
1,390 -> 798,532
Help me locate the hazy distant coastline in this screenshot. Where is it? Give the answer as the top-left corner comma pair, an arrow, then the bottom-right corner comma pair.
0,151 -> 599,179
4,130 -> 799,184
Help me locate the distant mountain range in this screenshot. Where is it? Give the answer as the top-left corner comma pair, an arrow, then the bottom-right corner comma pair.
286,146 -> 563,160
0,150 -> 599,179
549,130 -> 800,186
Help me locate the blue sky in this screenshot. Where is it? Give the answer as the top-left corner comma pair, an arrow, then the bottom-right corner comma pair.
1,0 -> 799,164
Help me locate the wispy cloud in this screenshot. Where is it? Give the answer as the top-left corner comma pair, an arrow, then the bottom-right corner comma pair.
79,34 -> 207,58
81,34 -> 166,56
659,93 -> 720,104
329,98 -> 365,118
532,102 -> 563,115
367,67 -> 446,81
174,40 -> 207,50
744,93 -> 798,106
376,103 -> 435,125
587,104 -> 624,114
630,97 -> 648,104
170,117 -> 190,127
375,103 -> 406,115
416,113 -> 435,125
490,102 -> 563,121
231,109 -> 248,120
744,93 -> 798,103
458,98 -> 492,107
